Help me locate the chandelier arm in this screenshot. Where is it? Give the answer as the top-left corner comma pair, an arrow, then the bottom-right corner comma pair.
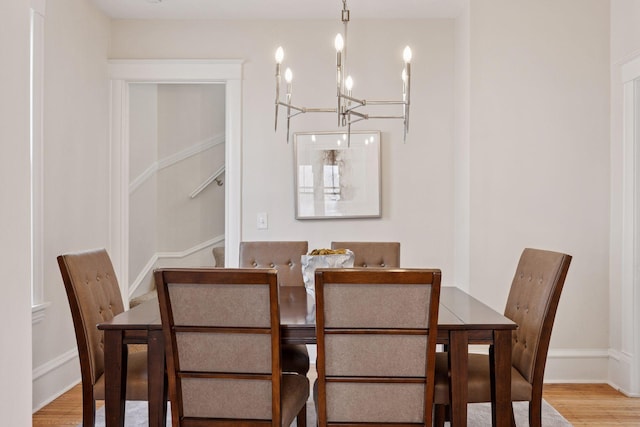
278,103 -> 337,114
344,101 -> 369,115
340,93 -> 365,106
287,110 -> 306,119
365,115 -> 406,119
277,101 -> 306,113
347,110 -> 368,119
305,108 -> 338,113
347,116 -> 368,125
286,109 -> 337,120
364,100 -> 407,105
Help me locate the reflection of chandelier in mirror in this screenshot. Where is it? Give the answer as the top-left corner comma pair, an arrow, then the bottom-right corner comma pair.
274,0 -> 412,144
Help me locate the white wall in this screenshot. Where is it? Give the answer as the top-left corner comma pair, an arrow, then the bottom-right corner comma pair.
32,0 -> 112,410
453,0 -> 471,290
609,0 -> 640,395
0,1 -> 32,424
110,18 -> 457,276
468,0 -> 611,381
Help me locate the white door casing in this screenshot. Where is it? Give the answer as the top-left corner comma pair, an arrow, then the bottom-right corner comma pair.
108,59 -> 243,301
620,54 -> 640,396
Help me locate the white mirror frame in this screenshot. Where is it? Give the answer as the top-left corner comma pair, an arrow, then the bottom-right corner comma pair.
108,59 -> 243,300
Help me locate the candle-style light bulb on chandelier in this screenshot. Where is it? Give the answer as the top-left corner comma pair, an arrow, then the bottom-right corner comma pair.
274,0 -> 412,144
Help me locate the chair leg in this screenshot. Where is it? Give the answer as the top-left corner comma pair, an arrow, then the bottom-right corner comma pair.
81,384 -> 96,427
433,404 -> 447,427
296,402 -> 307,427
83,397 -> 96,427
510,403 -> 516,427
529,399 -> 542,427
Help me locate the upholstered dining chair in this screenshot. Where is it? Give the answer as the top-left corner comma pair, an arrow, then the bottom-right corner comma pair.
240,241 -> 308,287
57,248 -> 150,427
330,241 -> 400,268
211,246 -> 225,267
314,268 -> 441,427
155,267 -> 309,427
239,241 -> 311,381
433,248 -> 572,427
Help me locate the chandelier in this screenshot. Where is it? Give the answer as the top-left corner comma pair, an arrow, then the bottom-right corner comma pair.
274,0 -> 412,144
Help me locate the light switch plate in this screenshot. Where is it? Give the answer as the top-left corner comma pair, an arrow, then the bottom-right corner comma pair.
257,212 -> 268,229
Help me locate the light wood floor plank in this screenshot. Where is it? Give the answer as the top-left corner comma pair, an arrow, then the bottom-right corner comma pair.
544,383 -> 640,426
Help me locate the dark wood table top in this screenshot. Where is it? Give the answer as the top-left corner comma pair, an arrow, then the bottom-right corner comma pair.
99,286 -> 515,337
277,286 -> 516,344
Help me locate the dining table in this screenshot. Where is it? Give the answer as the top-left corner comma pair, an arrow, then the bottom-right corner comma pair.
98,285 -> 516,427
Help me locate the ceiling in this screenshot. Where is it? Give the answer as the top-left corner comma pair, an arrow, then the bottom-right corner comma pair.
89,0 -> 467,20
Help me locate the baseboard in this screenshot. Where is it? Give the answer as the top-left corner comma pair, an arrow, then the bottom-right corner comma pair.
607,348 -> 640,396
543,348 -> 609,383
32,348 -> 80,412
440,347 -> 611,383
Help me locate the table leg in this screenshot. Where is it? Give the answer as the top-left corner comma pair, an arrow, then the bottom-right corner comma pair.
491,330 -> 512,427
104,330 -> 126,427
448,330 -> 469,427
148,330 -> 168,427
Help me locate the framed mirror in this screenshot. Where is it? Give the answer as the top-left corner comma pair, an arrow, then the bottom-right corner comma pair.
294,131 -> 381,219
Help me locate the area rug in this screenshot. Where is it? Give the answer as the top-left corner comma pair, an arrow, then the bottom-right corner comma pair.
91,399 -> 572,426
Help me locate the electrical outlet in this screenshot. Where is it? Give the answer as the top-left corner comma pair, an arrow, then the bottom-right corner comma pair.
257,212 -> 268,229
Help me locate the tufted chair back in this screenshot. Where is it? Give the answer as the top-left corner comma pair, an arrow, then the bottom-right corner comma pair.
432,248 -> 571,427
58,249 -> 124,385
155,268 -> 309,426
212,246 -> 225,267
314,268 -> 441,427
239,241 -> 308,286
331,241 -> 400,268
506,248 -> 572,385
58,249 -> 149,426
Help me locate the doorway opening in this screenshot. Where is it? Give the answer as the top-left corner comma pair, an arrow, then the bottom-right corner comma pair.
109,60 -> 242,301
128,83 -> 226,299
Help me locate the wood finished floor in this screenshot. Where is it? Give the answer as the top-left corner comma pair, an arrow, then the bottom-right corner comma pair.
543,383 -> 640,426
33,383 -> 640,426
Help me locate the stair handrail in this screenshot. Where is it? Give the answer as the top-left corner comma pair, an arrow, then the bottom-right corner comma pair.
189,165 -> 225,199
